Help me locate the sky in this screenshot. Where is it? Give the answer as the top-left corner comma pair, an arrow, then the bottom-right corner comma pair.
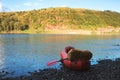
0,0 -> 120,12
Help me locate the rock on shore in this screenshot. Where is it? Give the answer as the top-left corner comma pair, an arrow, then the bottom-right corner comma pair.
1,58 -> 120,80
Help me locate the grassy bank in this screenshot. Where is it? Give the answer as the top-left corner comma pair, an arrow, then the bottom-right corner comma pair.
1,28 -> 120,35
0,7 -> 120,33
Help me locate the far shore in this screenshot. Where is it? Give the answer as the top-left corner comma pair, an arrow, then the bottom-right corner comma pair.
0,28 -> 120,35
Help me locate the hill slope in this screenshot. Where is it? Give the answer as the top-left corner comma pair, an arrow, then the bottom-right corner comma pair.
0,7 -> 120,33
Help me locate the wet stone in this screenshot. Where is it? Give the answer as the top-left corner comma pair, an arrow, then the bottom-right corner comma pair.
1,58 -> 120,80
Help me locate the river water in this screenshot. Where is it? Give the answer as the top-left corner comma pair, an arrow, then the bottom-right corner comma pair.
0,34 -> 120,77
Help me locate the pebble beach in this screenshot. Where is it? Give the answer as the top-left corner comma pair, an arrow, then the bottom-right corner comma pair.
0,58 -> 120,80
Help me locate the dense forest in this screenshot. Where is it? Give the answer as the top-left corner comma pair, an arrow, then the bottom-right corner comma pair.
0,7 -> 120,33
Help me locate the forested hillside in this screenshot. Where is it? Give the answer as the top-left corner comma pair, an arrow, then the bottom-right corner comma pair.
0,7 -> 120,33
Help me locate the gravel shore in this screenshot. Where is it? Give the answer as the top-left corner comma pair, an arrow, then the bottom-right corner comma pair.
1,58 -> 120,80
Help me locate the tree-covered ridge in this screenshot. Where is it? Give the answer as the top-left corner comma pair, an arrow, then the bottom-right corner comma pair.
0,7 -> 120,32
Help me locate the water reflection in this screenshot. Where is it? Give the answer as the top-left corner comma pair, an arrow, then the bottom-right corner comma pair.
0,34 -> 120,77
0,36 -> 5,70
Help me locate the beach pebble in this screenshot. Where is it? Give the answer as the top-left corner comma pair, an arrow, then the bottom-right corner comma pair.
1,58 -> 120,80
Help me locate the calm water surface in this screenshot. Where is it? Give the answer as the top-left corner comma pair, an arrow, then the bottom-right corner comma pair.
0,34 -> 120,77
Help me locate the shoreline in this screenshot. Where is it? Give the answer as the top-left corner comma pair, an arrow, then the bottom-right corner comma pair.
1,58 -> 120,80
0,28 -> 120,35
